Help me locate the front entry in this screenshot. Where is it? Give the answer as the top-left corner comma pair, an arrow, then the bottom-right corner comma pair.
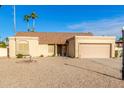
57,45 -> 62,56
57,45 -> 67,56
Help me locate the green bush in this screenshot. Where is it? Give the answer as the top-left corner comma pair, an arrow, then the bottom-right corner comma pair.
16,54 -> 23,58
0,42 -> 7,48
115,50 -> 118,57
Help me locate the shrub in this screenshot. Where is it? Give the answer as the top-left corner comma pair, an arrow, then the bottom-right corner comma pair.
115,50 -> 118,57
0,42 -> 7,48
120,51 -> 123,57
40,54 -> 44,57
16,54 -> 23,58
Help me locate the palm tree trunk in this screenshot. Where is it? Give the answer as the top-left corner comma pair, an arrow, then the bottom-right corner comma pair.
32,19 -> 35,31
27,22 -> 30,32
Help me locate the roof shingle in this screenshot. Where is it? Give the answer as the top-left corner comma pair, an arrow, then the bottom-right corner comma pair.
16,32 -> 93,44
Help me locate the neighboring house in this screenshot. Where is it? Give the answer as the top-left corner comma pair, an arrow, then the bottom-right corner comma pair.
116,41 -> 123,48
0,42 -> 8,57
9,32 -> 115,58
115,41 -> 123,57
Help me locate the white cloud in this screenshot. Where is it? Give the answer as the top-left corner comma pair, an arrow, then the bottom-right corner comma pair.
68,16 -> 124,38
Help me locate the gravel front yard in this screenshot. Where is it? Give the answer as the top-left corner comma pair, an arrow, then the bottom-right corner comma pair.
0,57 -> 123,88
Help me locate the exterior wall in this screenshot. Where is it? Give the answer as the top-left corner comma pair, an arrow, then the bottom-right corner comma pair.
9,36 -> 115,58
9,37 -> 16,57
9,37 -> 48,58
68,38 -> 75,57
75,36 -> 115,58
0,48 -> 7,57
38,44 -> 48,57
68,36 -> 115,58
48,44 -> 55,56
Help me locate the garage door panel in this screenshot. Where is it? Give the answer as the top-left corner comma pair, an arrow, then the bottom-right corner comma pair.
79,44 -> 110,58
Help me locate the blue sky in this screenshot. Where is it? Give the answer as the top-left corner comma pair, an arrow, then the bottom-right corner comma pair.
0,5 -> 124,40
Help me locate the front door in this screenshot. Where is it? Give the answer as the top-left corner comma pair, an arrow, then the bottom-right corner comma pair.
57,45 -> 62,56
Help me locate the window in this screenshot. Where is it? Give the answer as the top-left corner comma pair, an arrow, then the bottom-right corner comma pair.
16,41 -> 29,55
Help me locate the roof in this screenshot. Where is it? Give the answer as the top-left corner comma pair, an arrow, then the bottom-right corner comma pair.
116,40 -> 123,43
16,32 -> 93,44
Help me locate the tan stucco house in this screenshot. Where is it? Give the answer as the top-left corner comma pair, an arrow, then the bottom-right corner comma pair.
9,32 -> 115,58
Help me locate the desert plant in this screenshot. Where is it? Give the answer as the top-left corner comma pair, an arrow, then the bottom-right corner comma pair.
16,54 -> 23,58
115,50 -> 118,57
120,52 -> 123,57
40,54 -> 44,57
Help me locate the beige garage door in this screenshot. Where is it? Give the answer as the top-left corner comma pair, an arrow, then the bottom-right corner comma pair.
79,43 -> 111,58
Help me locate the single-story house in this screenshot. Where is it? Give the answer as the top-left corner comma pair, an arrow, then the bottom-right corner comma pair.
9,32 -> 115,58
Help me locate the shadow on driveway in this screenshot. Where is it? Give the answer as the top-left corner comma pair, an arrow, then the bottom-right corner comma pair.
91,59 -> 121,71
64,63 -> 122,80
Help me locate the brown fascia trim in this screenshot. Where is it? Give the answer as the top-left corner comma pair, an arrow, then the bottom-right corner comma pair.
66,36 -> 75,41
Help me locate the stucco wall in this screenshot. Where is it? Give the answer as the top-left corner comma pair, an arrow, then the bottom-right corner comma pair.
68,38 -> 75,57
0,48 -> 7,57
48,45 -> 55,56
38,44 -> 48,57
75,36 -> 116,58
9,37 -> 48,58
9,38 -> 16,57
68,36 -> 115,58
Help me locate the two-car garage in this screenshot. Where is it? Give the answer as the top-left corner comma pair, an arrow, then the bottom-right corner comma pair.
78,43 -> 111,58
68,36 -> 115,58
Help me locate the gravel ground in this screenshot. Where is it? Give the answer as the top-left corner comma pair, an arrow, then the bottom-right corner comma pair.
0,57 -> 123,88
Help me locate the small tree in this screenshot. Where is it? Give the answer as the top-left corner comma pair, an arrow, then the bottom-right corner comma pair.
0,42 -> 7,48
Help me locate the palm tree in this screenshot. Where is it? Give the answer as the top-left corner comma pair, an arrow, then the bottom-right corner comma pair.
24,15 -> 31,32
31,12 -> 38,32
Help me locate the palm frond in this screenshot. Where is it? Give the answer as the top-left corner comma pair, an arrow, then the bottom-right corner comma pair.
24,15 -> 31,22
31,12 -> 38,19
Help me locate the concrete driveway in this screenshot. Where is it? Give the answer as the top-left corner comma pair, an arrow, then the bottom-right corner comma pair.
0,57 -> 123,88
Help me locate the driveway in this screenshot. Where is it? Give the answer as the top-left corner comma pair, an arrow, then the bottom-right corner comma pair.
0,57 -> 123,88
